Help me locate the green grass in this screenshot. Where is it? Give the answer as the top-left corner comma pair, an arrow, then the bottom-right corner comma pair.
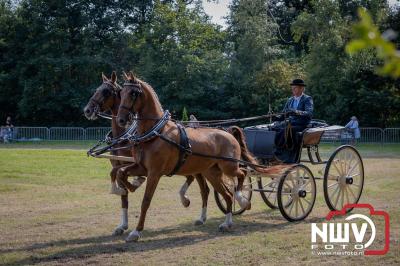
0,147 -> 399,265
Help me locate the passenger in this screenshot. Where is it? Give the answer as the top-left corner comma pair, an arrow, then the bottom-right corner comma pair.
272,79 -> 314,163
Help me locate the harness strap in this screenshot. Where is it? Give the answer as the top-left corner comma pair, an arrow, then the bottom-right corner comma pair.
155,131 -> 272,170
167,124 -> 192,176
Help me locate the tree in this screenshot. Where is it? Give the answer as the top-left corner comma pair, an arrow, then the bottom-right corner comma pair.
223,0 -> 287,117
291,0 -> 399,126
133,0 -> 228,119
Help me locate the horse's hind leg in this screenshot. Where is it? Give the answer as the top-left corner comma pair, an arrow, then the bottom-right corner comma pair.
220,162 -> 251,210
194,174 -> 209,226
234,168 -> 251,210
202,167 -> 234,232
179,175 -> 194,208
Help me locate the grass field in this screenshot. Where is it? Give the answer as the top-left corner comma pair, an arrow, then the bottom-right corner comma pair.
0,143 -> 399,265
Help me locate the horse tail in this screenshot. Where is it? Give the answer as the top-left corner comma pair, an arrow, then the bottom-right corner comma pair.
227,126 -> 289,175
227,126 -> 258,165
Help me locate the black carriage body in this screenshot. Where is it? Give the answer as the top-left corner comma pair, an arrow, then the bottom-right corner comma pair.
244,125 -> 276,160
243,122 -> 345,164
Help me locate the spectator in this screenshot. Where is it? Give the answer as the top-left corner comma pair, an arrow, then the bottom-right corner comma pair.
345,116 -> 360,145
188,114 -> 200,128
3,116 -> 14,143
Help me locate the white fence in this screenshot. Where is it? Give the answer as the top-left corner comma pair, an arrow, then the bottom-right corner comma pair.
4,126 -> 400,143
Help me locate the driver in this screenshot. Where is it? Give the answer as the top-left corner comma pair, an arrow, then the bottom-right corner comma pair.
273,79 -> 313,163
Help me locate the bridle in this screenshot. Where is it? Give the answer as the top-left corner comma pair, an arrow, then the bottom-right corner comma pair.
88,81 -> 122,115
118,80 -> 143,114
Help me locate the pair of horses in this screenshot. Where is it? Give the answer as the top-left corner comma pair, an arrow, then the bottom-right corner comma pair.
84,71 -> 279,242
84,72 -> 207,237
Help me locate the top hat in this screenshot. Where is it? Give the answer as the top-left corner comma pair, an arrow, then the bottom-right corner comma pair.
290,79 -> 306,87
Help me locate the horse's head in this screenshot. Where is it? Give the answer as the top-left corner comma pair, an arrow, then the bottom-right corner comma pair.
83,72 -> 120,120
117,71 -> 143,127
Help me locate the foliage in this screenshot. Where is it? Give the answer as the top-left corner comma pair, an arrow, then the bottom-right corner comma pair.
181,106 -> 189,121
346,8 -> 400,78
0,0 -> 399,127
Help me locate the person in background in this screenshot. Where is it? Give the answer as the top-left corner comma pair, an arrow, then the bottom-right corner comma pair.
345,116 -> 360,145
3,116 -> 14,143
188,114 -> 200,128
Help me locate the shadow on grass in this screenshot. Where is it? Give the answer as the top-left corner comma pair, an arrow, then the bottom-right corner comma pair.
1,211 -> 326,265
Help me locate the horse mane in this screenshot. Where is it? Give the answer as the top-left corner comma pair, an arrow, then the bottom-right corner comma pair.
134,77 -> 164,112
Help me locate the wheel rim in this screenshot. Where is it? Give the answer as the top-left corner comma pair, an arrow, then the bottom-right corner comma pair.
260,178 -> 279,207
325,146 -> 364,210
280,166 -> 316,220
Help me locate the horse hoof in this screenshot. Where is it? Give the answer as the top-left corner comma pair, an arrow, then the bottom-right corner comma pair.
246,202 -> 252,210
112,227 -> 125,236
181,198 -> 190,208
110,187 -> 127,196
125,230 -> 141,242
194,219 -> 205,226
218,223 -> 232,232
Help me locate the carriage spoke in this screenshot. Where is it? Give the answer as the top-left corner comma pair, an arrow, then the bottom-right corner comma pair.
288,198 -> 295,215
333,160 -> 343,176
330,183 -> 340,199
347,185 -> 357,200
328,182 -> 339,189
346,153 -> 355,174
288,173 -> 296,188
295,199 -> 299,217
340,188 -> 345,209
345,186 -> 350,204
334,187 -> 341,208
301,179 -> 311,190
303,197 -> 312,206
298,198 -> 306,214
327,174 -> 340,180
347,161 -> 359,176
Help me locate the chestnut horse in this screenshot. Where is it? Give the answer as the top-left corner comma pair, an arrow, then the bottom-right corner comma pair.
83,72 -> 210,236
116,72 -> 270,242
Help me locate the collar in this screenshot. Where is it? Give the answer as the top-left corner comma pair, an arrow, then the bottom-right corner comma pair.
293,93 -> 304,101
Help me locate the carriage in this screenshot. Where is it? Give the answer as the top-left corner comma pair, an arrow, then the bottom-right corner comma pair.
214,120 -> 365,222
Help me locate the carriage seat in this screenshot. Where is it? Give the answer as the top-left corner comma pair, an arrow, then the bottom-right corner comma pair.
296,120 -> 330,146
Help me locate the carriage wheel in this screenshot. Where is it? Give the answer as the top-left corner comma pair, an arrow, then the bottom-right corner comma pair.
277,164 -> 316,222
214,175 -> 252,215
257,178 -> 279,209
323,145 -> 364,212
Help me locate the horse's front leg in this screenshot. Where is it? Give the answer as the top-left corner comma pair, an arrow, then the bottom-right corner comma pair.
110,165 -> 129,196
179,175 -> 194,207
194,174 -> 209,226
112,194 -> 129,236
116,163 -> 147,193
126,174 -> 161,242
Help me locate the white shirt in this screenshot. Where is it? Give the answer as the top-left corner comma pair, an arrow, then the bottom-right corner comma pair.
292,93 -> 303,109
